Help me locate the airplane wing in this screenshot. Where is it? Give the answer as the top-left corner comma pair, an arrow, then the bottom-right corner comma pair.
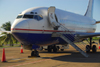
0,31 -> 11,33
0,30 -> 11,34
0,29 -> 11,34
76,32 -> 100,38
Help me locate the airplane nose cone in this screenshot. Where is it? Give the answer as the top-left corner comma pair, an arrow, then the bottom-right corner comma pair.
11,20 -> 29,30
11,19 -> 29,43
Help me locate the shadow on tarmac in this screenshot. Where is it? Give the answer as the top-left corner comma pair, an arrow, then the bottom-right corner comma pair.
40,50 -> 76,53
41,51 -> 100,63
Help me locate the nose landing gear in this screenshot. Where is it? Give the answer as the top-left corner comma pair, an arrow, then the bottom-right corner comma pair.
28,44 -> 40,58
28,49 -> 40,58
31,50 -> 40,57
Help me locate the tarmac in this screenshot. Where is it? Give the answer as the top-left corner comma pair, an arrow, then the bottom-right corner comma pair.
0,45 -> 100,67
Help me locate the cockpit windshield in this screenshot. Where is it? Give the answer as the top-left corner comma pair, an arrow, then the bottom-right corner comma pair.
16,15 -> 23,19
16,14 -> 43,21
23,15 -> 33,18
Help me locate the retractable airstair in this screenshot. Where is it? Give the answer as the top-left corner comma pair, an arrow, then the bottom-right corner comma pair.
48,6 -> 89,57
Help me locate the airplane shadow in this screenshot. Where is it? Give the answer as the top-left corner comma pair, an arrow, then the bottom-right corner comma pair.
40,50 -> 76,53
41,51 -> 100,63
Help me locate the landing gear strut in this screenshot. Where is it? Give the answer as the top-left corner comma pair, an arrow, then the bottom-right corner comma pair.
30,50 -> 40,57
92,45 -> 96,52
53,45 -> 58,52
48,45 -> 52,52
86,37 -> 97,53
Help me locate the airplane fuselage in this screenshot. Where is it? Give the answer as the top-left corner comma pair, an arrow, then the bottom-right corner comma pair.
11,7 -> 96,49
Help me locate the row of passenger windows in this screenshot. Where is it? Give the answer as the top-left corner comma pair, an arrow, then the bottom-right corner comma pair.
16,15 -> 43,21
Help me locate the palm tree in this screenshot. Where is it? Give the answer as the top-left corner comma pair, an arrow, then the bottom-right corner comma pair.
1,21 -> 11,31
0,21 -> 18,46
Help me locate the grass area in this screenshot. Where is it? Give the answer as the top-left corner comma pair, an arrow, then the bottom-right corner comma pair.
0,44 -> 21,48
0,41 -> 21,48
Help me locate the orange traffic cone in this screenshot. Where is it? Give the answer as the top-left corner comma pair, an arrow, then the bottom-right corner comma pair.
99,39 -> 100,49
1,48 -> 6,62
99,44 -> 100,49
20,45 -> 23,53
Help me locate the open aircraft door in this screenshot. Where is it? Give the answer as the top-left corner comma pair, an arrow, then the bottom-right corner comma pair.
48,6 -> 60,30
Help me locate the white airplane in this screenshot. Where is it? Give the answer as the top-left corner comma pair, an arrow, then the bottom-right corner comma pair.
4,0 -> 100,57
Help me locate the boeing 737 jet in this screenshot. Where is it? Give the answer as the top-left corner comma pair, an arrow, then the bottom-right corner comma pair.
1,0 -> 100,57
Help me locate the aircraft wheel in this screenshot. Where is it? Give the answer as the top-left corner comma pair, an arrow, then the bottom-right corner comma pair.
92,45 -> 97,53
40,47 -> 43,51
31,51 -> 35,56
48,46 -> 52,52
86,45 -> 90,53
57,46 -> 59,51
53,45 -> 57,52
31,50 -> 40,57
61,49 -> 64,51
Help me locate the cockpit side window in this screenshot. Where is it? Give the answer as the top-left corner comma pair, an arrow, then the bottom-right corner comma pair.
38,15 -> 43,20
34,15 -> 43,21
16,15 -> 23,19
34,15 -> 38,20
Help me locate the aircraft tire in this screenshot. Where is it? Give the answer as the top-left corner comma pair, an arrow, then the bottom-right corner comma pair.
31,51 -> 35,56
57,46 -> 59,51
53,45 -> 57,53
86,45 -> 90,53
61,49 -> 64,51
92,45 -> 96,53
48,46 -> 52,52
40,47 -> 43,51
31,51 -> 40,57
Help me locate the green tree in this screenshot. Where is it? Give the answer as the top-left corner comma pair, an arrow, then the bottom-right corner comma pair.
1,21 -> 11,31
0,21 -> 18,46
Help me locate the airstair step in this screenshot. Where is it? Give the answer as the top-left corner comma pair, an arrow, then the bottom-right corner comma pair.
60,34 -> 89,57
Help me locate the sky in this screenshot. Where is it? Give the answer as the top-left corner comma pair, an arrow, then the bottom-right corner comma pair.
0,0 -> 100,32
